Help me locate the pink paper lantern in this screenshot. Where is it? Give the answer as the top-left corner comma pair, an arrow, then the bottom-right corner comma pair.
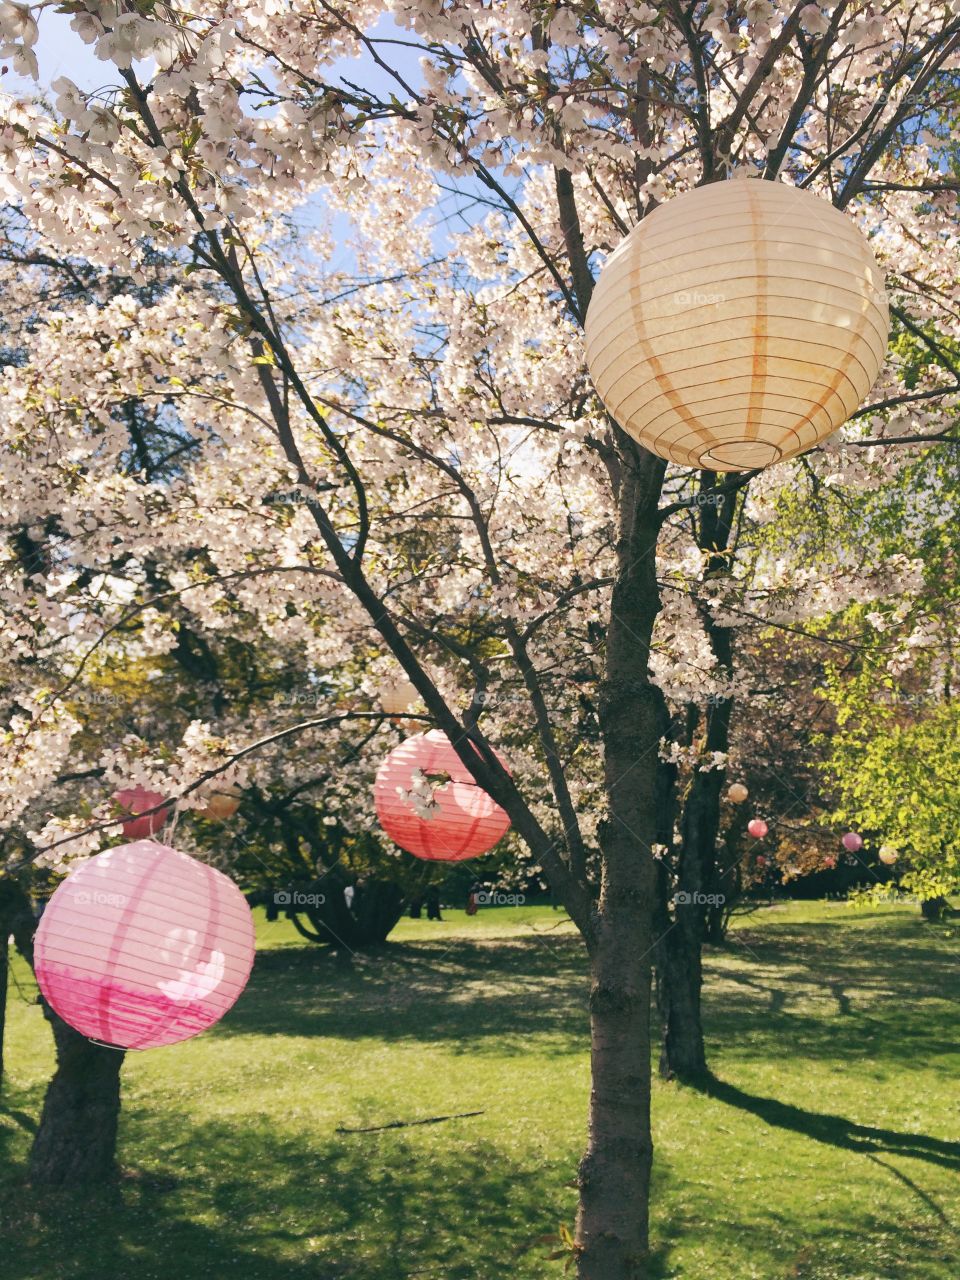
113,785 -> 169,839
841,831 -> 863,853
747,818 -> 768,839
34,841 -> 255,1050
374,730 -> 511,862
823,855 -> 837,870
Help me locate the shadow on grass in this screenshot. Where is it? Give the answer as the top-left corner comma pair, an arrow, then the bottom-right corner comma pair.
219,935 -> 590,1055
703,919 -> 960,1068
691,1071 -> 960,1174
0,1114 -> 677,1280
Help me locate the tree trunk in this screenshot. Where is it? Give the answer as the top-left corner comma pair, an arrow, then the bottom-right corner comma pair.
290,874 -> 405,949
655,471 -> 740,1082
0,928 -> 8,1091
29,1006 -> 125,1186
655,913 -> 706,1080
575,446 -> 664,1280
0,878 -> 36,1090
920,895 -> 949,922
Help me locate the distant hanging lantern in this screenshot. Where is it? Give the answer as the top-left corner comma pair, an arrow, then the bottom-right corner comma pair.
374,730 -> 511,862
727,782 -> 749,804
584,180 -> 889,471
842,831 -> 863,853
823,855 -> 837,870
113,785 -> 169,840
380,678 -> 418,716
34,840 -> 255,1050
879,844 -> 899,866
747,818 -> 769,839
200,784 -> 242,821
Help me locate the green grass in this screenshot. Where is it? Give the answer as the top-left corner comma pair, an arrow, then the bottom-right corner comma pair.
1,900 -> 958,1278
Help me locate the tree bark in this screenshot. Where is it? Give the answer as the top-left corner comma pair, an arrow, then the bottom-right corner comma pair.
29,1005 -> 125,1186
655,472 -> 739,1082
0,929 -> 8,1091
575,444 -> 665,1280
0,878 -> 36,1090
920,895 -> 949,922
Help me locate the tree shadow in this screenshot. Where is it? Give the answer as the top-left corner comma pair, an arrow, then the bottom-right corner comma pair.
218,935 -> 591,1056
689,1071 -> 960,1173
704,919 -> 959,1067
0,1115 -> 678,1280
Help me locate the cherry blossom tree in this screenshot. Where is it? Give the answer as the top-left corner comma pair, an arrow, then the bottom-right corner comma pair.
2,2 -> 960,1275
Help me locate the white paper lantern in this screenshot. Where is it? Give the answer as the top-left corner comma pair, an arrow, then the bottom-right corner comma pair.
380,679 -> 418,716
584,180 -> 889,471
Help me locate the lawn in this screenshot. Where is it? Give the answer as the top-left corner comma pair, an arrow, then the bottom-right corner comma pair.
1,901 -> 958,1279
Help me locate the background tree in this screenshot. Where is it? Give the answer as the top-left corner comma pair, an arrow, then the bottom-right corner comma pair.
3,4 -> 960,1277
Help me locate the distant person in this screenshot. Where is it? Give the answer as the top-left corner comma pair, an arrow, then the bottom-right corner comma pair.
425,884 -> 442,921
409,895 -> 423,919
465,880 -> 481,916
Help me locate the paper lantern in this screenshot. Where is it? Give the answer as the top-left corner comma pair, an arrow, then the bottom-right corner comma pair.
842,831 -> 863,853
200,784 -> 242,820
374,730 -> 510,861
747,818 -> 768,839
879,844 -> 898,866
584,180 -> 889,471
34,840 -> 255,1049
380,679 -> 418,716
823,855 -> 837,870
727,782 -> 749,803
113,785 -> 169,840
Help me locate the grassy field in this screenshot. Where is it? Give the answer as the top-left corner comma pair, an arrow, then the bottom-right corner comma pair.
1,900 -> 958,1279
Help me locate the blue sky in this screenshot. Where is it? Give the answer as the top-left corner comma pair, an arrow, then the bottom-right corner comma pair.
4,8 -> 423,95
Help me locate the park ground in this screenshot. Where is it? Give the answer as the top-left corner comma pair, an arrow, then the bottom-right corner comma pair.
1,900 -> 958,1279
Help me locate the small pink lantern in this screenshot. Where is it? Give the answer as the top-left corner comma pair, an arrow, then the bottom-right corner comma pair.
113,785 -> 169,839
878,844 -> 898,866
34,841 -> 255,1050
727,782 -> 749,804
374,730 -> 511,862
841,831 -> 863,852
823,855 -> 837,870
747,818 -> 768,839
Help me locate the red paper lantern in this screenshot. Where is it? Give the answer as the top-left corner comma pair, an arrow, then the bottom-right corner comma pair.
34,840 -> 255,1050
823,855 -> 837,870
841,831 -> 863,853
113,785 -> 169,839
374,730 -> 511,861
747,818 -> 768,839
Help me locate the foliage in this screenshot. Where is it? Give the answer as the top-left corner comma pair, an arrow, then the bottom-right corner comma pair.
824,667 -> 960,905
